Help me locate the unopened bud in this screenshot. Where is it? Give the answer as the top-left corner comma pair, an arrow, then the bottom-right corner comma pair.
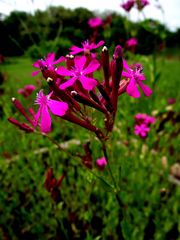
113,45 -> 123,60
101,46 -> 110,91
11,98 -> 34,125
111,45 -> 123,112
71,90 -> 107,114
66,54 -> 74,69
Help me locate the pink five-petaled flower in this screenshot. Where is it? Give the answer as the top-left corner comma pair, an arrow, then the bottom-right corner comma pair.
32,52 -> 65,76
34,90 -> 68,133
88,17 -> 103,28
96,157 -> 107,170
122,60 -> 152,98
134,123 -> 150,138
69,40 -> 105,56
57,56 -> 99,91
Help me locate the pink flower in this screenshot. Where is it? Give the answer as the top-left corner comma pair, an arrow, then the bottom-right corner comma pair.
125,38 -> 138,48
145,116 -> 155,125
135,113 -> 155,125
69,40 -> 104,55
134,124 -> 150,138
121,0 -> 135,12
18,84 -> 36,98
88,17 -> 103,28
167,98 -> 176,105
120,0 -> 149,12
32,52 -> 65,76
135,113 -> 147,120
96,157 -> 107,170
122,60 -> 152,98
34,90 -> 68,133
57,56 -> 99,91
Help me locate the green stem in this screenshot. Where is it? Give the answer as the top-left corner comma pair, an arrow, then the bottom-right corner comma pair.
101,141 -> 124,209
101,140 -> 124,239
35,131 -> 80,160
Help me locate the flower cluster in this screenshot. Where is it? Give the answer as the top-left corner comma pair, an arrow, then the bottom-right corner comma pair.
134,113 -> 155,138
121,0 -> 149,12
8,41 -> 152,141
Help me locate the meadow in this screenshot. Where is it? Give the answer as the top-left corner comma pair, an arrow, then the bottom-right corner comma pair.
0,49 -> 180,239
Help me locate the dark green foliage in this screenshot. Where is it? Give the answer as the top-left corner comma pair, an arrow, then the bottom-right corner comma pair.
0,6 -> 179,57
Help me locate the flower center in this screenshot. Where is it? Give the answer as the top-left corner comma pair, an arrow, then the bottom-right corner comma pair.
72,67 -> 83,78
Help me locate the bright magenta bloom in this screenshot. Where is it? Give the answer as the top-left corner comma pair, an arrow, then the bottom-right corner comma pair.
96,157 -> 107,170
32,52 -> 65,76
34,90 -> 68,133
134,123 -> 150,138
121,0 -> 135,12
125,38 -> 138,48
88,17 -> 103,28
122,60 -> 152,98
18,84 -> 36,98
57,56 -> 99,90
135,113 -> 155,125
121,0 -> 149,12
69,40 -> 104,55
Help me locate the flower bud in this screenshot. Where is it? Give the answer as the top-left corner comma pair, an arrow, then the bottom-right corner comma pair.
101,46 -> 110,91
96,157 -> 107,170
111,45 -> 123,112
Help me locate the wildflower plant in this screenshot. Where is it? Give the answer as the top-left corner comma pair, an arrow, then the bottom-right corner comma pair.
8,40 -> 153,234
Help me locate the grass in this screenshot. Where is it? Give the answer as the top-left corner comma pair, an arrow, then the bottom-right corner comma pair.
0,52 -> 180,239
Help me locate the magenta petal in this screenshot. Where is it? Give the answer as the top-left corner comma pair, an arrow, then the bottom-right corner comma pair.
32,70 -> 40,76
32,61 -> 41,68
53,56 -> 65,65
46,52 -> 55,64
141,131 -> 147,137
138,81 -> 152,97
134,129 -> 140,135
83,59 -> 100,74
48,100 -> 68,116
95,40 -> 105,48
79,76 -> 97,90
127,78 -> 141,98
74,56 -> 86,70
138,74 -> 146,81
40,106 -> 51,133
57,66 -> 73,76
60,77 -> 77,90
122,71 -> 131,78
123,59 -> 131,72
69,46 -> 83,55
